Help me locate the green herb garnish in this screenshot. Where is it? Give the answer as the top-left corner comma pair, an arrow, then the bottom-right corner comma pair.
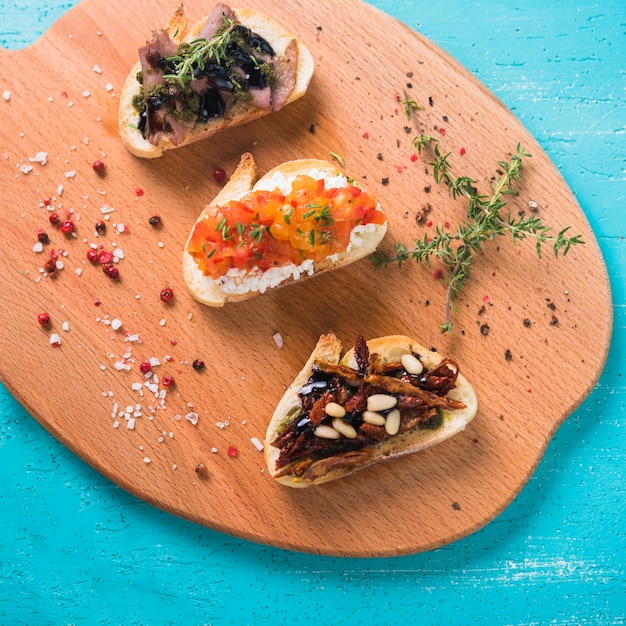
163,15 -> 236,88
372,95 -> 585,335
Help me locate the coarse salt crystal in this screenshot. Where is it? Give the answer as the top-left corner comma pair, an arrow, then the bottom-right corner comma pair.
250,437 -> 264,451
32,242 -> 43,253
62,321 -> 70,332
29,151 -> 48,165
50,333 -> 61,346
64,170 -> 75,178
273,332 -> 284,348
105,83 -> 113,92
143,457 -> 151,464
20,164 -> 33,174
57,184 -> 64,196
184,412 -> 199,425
145,381 -> 159,394
127,418 -> 135,429
111,318 -> 122,330
131,382 -> 142,391
82,90 -> 90,98
2,91 -> 11,101
93,65 -> 102,74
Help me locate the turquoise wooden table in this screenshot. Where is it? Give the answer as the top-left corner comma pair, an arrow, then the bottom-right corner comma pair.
1,0 -> 624,623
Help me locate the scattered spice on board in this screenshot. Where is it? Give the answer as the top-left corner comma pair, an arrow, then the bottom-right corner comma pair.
371,93 -> 585,335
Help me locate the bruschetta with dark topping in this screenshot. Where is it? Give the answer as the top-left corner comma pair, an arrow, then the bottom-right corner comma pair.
264,333 -> 478,486
119,3 -> 314,158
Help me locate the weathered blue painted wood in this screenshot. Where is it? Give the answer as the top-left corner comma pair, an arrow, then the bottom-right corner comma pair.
1,1 -> 624,623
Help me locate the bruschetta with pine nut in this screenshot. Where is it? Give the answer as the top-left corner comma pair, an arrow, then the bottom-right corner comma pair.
183,153 -> 387,306
119,3 -> 314,158
264,333 -> 478,487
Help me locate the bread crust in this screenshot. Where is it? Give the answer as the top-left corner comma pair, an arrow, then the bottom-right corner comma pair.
182,153 -> 387,306
264,333 -> 478,487
119,5 -> 314,158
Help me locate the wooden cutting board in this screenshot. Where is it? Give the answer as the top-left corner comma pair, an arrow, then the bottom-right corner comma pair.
0,0 -> 612,557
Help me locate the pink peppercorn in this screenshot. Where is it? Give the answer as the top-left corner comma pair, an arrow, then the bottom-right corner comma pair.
92,160 -> 105,174
60,220 -> 74,234
102,264 -> 119,280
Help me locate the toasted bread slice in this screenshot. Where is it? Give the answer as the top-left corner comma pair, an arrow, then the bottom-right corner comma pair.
264,333 -> 478,487
182,153 -> 387,306
119,4 -> 314,158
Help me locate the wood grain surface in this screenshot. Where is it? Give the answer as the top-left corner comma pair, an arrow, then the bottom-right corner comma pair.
0,0 -> 612,556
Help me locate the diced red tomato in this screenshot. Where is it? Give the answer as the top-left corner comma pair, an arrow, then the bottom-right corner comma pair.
187,175 -> 384,279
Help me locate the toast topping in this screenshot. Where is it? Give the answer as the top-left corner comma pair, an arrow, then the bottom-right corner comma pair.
270,335 -> 467,479
132,3 -> 294,146
187,173 -> 385,281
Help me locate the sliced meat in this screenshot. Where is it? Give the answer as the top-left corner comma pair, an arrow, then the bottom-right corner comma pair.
270,39 -> 298,110
197,3 -> 236,40
294,449 -> 376,482
145,105 -> 191,146
248,85 -> 272,110
139,29 -> 178,90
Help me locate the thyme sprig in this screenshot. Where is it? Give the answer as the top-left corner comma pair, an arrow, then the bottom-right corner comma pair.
163,16 -> 236,88
372,98 -> 584,335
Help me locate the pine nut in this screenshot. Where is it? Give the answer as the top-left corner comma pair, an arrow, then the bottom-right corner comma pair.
362,410 -> 386,426
324,402 -> 346,419
332,418 -> 358,439
385,408 -> 401,436
367,394 -> 397,413
401,353 -> 423,375
314,424 -> 341,439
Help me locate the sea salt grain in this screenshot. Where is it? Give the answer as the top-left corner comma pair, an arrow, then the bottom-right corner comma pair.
29,151 -> 48,165
273,332 -> 284,348
250,437 -> 264,451
2,91 -> 10,101
184,412 -> 199,425
111,318 -> 122,330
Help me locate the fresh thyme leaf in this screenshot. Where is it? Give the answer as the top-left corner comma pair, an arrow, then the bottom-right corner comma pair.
373,94 -> 585,335
249,223 -> 266,243
330,152 -> 345,167
163,15 -> 236,88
